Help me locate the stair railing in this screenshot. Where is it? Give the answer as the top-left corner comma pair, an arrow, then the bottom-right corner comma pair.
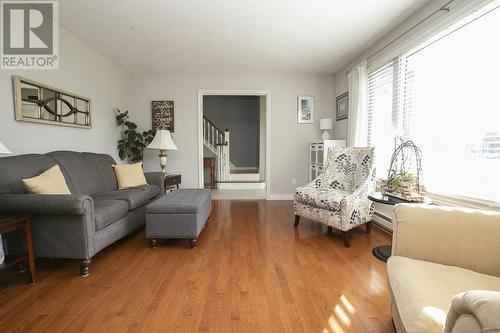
203,116 -> 230,181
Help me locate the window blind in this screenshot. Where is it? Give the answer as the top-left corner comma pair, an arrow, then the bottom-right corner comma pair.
367,2 -> 500,202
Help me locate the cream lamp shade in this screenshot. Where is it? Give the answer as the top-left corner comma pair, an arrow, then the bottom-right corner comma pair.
319,118 -> 332,140
147,130 -> 178,175
0,141 -> 12,154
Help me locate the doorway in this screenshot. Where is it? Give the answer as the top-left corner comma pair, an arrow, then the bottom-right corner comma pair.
197,90 -> 271,199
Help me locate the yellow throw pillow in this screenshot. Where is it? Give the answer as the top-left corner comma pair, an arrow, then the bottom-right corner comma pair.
23,165 -> 71,195
113,162 -> 148,189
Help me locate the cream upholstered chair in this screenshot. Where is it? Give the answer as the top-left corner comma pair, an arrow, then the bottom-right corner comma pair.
389,204 -> 500,333
293,147 -> 375,247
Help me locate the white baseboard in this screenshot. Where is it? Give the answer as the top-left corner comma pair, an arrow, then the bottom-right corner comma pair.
267,194 -> 294,200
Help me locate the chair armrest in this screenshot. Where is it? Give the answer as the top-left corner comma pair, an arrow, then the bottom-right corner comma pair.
444,290 -> 500,333
338,175 -> 376,228
144,172 -> 165,193
0,194 -> 93,216
392,204 -> 500,276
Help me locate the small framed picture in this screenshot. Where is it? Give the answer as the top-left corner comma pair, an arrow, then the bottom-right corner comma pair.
336,92 -> 349,121
297,96 -> 314,124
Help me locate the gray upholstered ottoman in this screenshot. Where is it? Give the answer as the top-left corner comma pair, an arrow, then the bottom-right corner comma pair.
145,189 -> 211,248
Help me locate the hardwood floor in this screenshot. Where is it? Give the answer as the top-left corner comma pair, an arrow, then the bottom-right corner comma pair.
0,200 -> 394,333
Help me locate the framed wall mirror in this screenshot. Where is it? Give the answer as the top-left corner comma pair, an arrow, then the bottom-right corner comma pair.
13,76 -> 91,128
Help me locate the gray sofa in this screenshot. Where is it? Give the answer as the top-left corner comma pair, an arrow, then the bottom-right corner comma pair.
0,151 -> 163,276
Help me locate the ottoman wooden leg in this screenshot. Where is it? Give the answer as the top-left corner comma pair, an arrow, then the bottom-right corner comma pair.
189,238 -> 198,249
150,239 -> 158,249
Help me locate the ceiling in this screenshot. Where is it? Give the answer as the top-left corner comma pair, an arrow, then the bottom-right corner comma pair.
58,0 -> 429,74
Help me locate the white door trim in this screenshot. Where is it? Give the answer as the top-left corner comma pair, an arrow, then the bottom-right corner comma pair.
198,89 -> 272,199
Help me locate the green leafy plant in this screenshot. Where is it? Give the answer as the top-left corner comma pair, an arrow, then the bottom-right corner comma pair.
115,108 -> 155,162
389,172 -> 415,191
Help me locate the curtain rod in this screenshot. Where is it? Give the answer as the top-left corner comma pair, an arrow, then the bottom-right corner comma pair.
345,0 -> 454,75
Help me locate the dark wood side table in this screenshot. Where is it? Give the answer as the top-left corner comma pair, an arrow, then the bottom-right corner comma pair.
368,192 -> 432,262
0,216 -> 36,283
203,157 -> 216,189
164,174 -> 181,192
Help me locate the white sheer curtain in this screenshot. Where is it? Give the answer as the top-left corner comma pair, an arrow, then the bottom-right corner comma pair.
347,60 -> 368,147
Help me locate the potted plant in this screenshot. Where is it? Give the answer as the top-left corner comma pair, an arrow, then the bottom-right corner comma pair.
115,108 -> 155,162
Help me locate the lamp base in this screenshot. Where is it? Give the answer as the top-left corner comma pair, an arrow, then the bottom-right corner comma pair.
159,149 -> 167,176
322,130 -> 330,141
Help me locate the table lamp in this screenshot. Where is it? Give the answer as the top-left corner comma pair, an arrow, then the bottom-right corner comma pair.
320,118 -> 332,140
146,130 -> 177,175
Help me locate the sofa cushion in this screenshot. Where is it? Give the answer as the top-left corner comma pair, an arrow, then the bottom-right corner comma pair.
113,162 -> 148,189
0,154 -> 57,194
295,185 -> 347,211
47,151 -> 118,195
387,256 -> 500,333
92,185 -> 160,210
81,153 -> 118,192
146,189 -> 211,214
93,199 -> 129,231
22,165 -> 71,195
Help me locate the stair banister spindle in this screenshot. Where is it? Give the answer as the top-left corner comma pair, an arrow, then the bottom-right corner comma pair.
202,116 -> 231,182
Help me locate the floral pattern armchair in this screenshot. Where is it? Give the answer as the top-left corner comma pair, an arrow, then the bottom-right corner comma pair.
294,147 -> 376,247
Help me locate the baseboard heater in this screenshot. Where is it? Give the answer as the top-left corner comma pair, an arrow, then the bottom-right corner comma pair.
372,212 -> 393,234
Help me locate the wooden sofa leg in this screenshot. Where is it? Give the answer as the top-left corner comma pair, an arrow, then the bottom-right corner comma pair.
294,215 -> 300,227
80,259 -> 91,277
342,231 -> 351,248
366,221 -> 371,233
150,238 -> 158,249
189,238 -> 198,249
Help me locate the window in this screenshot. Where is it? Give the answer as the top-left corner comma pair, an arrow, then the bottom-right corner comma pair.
367,3 -> 500,202
367,61 -> 396,180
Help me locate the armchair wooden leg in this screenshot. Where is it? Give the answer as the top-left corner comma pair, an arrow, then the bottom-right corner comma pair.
294,215 -> 300,227
365,221 -> 371,233
80,259 -> 91,277
327,226 -> 333,234
342,231 -> 351,248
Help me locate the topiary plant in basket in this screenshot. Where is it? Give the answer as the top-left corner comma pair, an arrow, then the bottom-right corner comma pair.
115,108 -> 155,162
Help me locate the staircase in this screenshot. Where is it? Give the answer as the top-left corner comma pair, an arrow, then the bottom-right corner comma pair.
203,116 -> 265,190
203,116 -> 230,182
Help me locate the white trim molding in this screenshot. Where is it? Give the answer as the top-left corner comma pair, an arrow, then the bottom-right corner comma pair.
197,89 -> 272,199
427,192 -> 500,212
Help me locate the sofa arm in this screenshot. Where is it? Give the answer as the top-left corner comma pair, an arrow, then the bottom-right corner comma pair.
144,172 -> 165,193
392,204 -> 500,276
444,291 -> 500,333
0,194 -> 93,216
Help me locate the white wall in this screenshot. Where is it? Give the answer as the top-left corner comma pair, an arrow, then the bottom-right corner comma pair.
0,27 -> 131,160
129,73 -> 334,195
